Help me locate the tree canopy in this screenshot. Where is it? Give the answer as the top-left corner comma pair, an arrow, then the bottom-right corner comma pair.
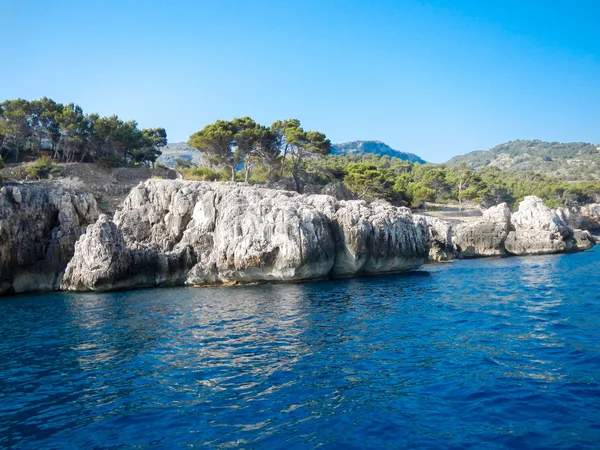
188,117 -> 330,189
0,97 -> 167,166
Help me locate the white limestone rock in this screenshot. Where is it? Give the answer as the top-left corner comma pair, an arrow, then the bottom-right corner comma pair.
555,204 -> 600,232
61,181 -> 429,291
504,196 -> 576,255
453,203 -> 512,257
0,184 -> 98,295
418,216 -> 457,262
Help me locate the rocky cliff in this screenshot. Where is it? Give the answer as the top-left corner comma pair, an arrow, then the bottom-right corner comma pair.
2,181 -> 596,297
61,181 -> 429,291
0,184 -> 98,295
555,204 -> 600,232
452,196 -> 595,258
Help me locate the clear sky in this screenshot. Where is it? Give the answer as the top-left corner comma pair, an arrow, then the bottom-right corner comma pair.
2,0 -> 599,162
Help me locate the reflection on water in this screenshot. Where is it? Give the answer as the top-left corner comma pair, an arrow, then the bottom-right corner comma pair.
1,248 -> 600,448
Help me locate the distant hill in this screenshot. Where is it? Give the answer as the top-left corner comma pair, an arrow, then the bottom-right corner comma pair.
157,142 -> 203,167
446,139 -> 600,181
331,141 -> 426,164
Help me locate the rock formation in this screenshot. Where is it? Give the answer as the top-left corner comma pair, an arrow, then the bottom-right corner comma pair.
504,196 -> 576,255
319,182 -> 358,201
555,204 -> 600,232
2,179 -> 596,297
0,184 -> 98,295
62,181 -> 429,291
453,203 -> 512,257
420,216 -> 457,261
572,229 -> 596,251
450,197 -> 595,258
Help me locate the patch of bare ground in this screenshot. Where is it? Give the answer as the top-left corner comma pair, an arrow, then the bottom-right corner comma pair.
414,202 -> 484,224
0,162 -> 177,216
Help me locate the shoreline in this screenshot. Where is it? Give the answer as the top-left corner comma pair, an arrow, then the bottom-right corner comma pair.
1,180 -> 597,297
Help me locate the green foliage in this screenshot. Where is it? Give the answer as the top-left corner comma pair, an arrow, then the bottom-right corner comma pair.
331,140 -> 426,163
0,155 -> 4,170
188,117 -> 330,190
181,167 -> 228,181
270,119 -> 331,191
309,153 -> 600,208
174,157 -> 194,169
25,155 -> 56,179
187,117 -> 256,181
446,139 -> 600,182
0,97 -> 167,165
343,163 -> 394,200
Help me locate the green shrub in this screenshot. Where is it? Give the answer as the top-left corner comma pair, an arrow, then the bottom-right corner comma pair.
26,155 -> 56,179
181,167 -> 226,181
174,157 -> 194,169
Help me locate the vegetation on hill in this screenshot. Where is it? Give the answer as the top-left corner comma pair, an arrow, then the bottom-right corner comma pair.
188,117 -> 330,190
446,139 -> 600,181
183,125 -> 600,208
332,140 -> 426,164
184,120 -> 600,208
312,155 -> 600,208
0,98 -> 167,166
4,97 -> 597,211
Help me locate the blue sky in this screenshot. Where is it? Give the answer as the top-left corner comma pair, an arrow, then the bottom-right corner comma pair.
2,0 -> 599,162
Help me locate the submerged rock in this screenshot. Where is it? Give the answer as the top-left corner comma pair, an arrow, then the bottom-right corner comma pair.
0,184 -> 98,295
62,181 -> 428,291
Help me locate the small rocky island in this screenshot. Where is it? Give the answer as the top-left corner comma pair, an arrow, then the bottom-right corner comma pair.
0,180 -> 596,296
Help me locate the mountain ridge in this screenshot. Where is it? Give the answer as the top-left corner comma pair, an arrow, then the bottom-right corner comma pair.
158,140 -> 428,167
331,140 -> 426,163
446,139 -> 600,181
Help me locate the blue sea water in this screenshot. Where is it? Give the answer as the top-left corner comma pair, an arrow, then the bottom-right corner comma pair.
1,248 -> 600,449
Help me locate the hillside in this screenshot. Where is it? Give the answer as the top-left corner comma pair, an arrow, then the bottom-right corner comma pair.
331,141 -> 426,164
446,140 -> 600,181
157,142 -> 204,167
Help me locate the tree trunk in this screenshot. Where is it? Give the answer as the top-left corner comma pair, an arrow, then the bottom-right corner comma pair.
231,165 -> 236,182
280,144 -> 289,177
292,168 -> 302,193
244,162 -> 250,183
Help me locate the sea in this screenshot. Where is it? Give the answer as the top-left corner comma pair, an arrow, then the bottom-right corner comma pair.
1,247 -> 600,449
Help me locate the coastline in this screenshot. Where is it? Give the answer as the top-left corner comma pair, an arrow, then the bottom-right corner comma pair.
0,180 -> 597,297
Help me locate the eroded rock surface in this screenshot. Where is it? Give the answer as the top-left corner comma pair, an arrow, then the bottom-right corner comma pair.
504,196 -> 576,256
420,216 -> 457,261
62,181 -> 428,291
453,203 -> 512,257
0,184 -> 98,295
555,204 -> 600,232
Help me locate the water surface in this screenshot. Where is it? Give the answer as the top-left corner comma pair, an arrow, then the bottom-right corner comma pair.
1,248 -> 600,448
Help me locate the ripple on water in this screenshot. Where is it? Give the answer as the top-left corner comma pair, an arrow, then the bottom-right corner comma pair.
1,247 -> 600,448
